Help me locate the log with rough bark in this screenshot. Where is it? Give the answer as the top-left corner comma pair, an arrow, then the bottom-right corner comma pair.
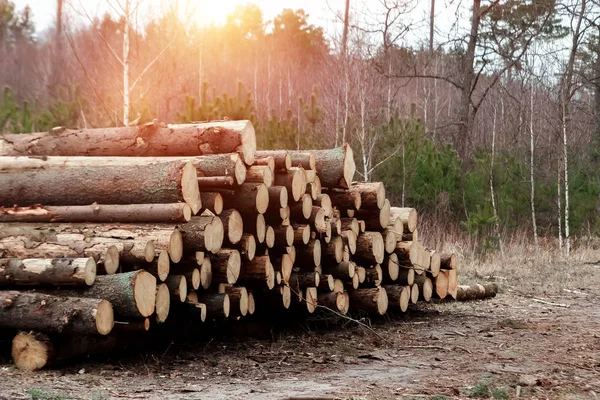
217,183 -> 269,215
0,222 -> 184,266
318,291 -> 348,314
274,168 -> 306,202
113,318 -> 151,333
397,266 -> 415,286
128,250 -> 170,282
211,249 -> 241,284
364,265 -> 383,286
177,292 -> 207,322
440,253 -> 458,270
414,275 -> 433,302
340,218 -> 359,236
290,194 -> 313,220
243,214 -> 266,244
270,225 -> 293,247
355,232 -> 385,265
382,253 -> 399,282
395,241 -> 418,266
165,275 -> 187,303
58,270 -> 156,318
383,228 -> 397,254
0,258 -> 96,287
289,272 -> 320,289
0,291 -> 113,335
309,145 -> 356,188
0,157 -> 201,214
323,261 -> 355,280
308,176 -> 322,200
179,216 -> 224,254
429,250 -> 441,278
218,284 -> 248,317
292,224 -> 310,245
197,292 -> 230,319
308,206 -> 328,233
318,274 -> 335,292
383,285 -> 410,313
218,209 -> 244,245
253,155 -> 275,171
456,283 -> 498,301
323,236 -> 343,264
183,153 -> 247,185
0,203 -> 192,224
349,182 -> 385,209
434,270 -> 449,299
246,165 -> 274,187
0,120 -> 257,164
239,256 -> 275,290
295,239 -> 321,268
353,199 -> 390,230
271,253 -> 294,283
197,176 -> 235,188
333,279 -> 345,293
354,266 -> 366,284
324,189 -> 362,211
349,287 -> 388,315
155,283 -> 171,323
288,152 -> 316,170
235,234 -> 256,261
254,150 -> 292,170
390,207 -> 418,233
304,287 -> 318,313
268,186 -> 288,209
200,192 -> 223,215
314,194 -> 332,218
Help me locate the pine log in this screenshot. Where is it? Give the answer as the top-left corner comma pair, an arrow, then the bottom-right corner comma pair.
434,270 -> 449,299
0,258 -> 96,287
122,250 -> 170,281
271,253 -> 294,283
383,285 -> 409,312
308,176 -> 322,200
324,189 -> 361,210
254,150 -> 292,170
178,293 -> 207,322
197,292 -> 230,319
292,224 -> 310,245
295,239 -> 321,268
246,165 -> 274,187
349,287 -> 388,315
308,206 -> 328,233
218,209 -> 244,245
417,244 -> 431,274
166,275 -> 187,303
235,233 -> 256,261
182,153 -> 247,185
218,285 -> 248,317
274,168 -> 306,202
390,207 -> 418,233
112,318 -> 151,333
219,183 -> 269,215
410,284 -> 419,304
179,216 -> 224,254
318,291 -> 348,314
390,218 -> 403,241
308,145 -> 356,188
447,269 -> 458,299
314,194 -> 332,218
197,176 -> 235,188
243,214 -> 266,244
239,256 -> 275,290
264,226 -> 275,248
247,291 -> 256,315
268,186 -> 288,209
333,279 -> 345,293
382,253 -> 399,282
199,258 -> 212,289
318,274 -> 335,292
290,194 -> 313,220
0,291 -> 113,335
58,270 -> 156,318
342,245 -> 350,262
456,283 -> 498,301
340,230 -> 357,255
355,266 -> 366,284
353,199 -> 390,230
440,253 -> 458,270
340,218 -> 359,236
383,228 -> 397,254
323,236 -> 343,264
365,265 -> 383,286
429,250 -> 441,278
211,249 -> 241,284
155,283 -> 171,323
348,182 -> 385,209
0,203 -> 192,224
289,152 -> 316,170
355,232 -> 385,264
304,287 -> 318,313
323,261 -> 355,280
200,192 -> 223,215
0,157 -> 201,213
272,225 -> 294,247
289,272 -> 320,289
281,285 -> 292,309
397,266 -> 415,286
304,169 -> 317,183
395,241 -> 418,265
414,275 -> 433,302
358,220 -> 366,233
253,155 -> 275,171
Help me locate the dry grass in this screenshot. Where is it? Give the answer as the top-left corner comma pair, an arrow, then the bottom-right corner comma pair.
418,219 -> 600,295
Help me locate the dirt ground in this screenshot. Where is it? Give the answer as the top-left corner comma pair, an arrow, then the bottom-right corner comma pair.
0,261 -> 598,400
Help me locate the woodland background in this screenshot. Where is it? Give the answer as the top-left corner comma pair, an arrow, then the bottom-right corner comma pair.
2,0 -> 600,257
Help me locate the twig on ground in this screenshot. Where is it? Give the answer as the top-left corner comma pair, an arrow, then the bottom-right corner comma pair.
532,298 -> 569,308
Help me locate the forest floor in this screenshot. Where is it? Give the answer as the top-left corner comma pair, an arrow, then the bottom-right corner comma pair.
0,255 -> 598,400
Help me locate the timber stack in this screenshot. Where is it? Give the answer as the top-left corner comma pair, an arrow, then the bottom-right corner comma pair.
0,119 -> 465,371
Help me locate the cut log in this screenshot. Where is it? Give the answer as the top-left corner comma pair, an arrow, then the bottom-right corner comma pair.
410,284 -> 419,304
0,258 -> 96,287
304,169 -> 317,183
183,216 -> 225,254
246,165 -> 274,187
383,285 -> 409,313
211,249 -> 241,284
244,214 -> 266,244
165,275 -> 187,303
429,250 -> 441,278
348,182 -> 385,209
456,283 -> 498,301
355,232 -> 385,264
268,186 -> 288,209
395,241 -> 418,266
199,258 -> 212,289
155,283 -> 171,323
0,291 -> 113,335
309,144 -> 355,188
390,207 -> 418,233
447,269 -> 458,299
0,203 -> 192,224
358,220 -> 366,233
130,251 -> 170,282
264,226 -> 275,248
271,253 -> 294,284
290,194 -> 313,220
318,274 -> 335,292
218,285 -> 248,317
309,176 -> 322,200
179,293 -> 207,322
323,236 -> 344,264
253,155 -> 275,171
340,218 -> 359,236
355,266 -> 366,284
333,279 -> 345,293
292,224 -> 310,245
272,225 -> 294,247
289,272 -> 320,289
314,194 -> 332,217
197,176 -> 235,188
365,265 -> 383,286
97,246 -> 120,275
353,200 -> 390,230
281,285 -> 292,308
200,193 -> 223,215
390,218 -> 403,241
0,157 -> 201,214
308,207 -> 328,233
434,270 -> 449,299
342,245 -> 350,262
185,153 -> 247,185
318,292 -> 347,314
197,292 -> 230,319
247,291 -> 256,315
239,256 -> 275,290
383,228 -> 397,254
289,152 -> 316,170
218,209 -> 244,245
113,318 -> 151,333
274,168 -> 306,202
382,253 -> 399,282
340,230 -> 357,255
254,150 -> 291,170
323,189 -> 361,210
236,233 -> 256,261
323,261 -> 355,280
217,183 -> 269,215
295,239 -> 321,268
397,266 -> 415,286
440,253 -> 458,270
349,287 -> 388,315
414,275 -> 433,302
304,287 -> 318,313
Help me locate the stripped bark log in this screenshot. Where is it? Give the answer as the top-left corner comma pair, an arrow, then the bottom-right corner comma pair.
0,258 -> 96,287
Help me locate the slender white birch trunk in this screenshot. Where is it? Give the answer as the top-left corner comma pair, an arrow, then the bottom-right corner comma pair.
122,0 -> 130,126
530,85 -> 539,256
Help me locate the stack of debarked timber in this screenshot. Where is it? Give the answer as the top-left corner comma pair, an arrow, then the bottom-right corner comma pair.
0,120 -> 465,371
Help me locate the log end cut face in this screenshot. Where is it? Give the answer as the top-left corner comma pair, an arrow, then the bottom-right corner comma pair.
227,210 -> 244,245
342,144 -> 356,188
226,250 -> 241,284
265,226 -> 275,249
12,332 -> 49,371
104,245 -> 120,275
376,287 -> 388,315
240,120 -> 257,165
169,229 -> 184,263
256,184 -> 269,214
247,292 -> 256,315
181,161 -> 202,214
155,283 -> 171,323
96,299 -> 115,335
400,286 -> 410,312
281,285 -> 291,309
301,194 -> 313,219
134,271 -> 158,317
83,257 -> 97,286
279,186 -> 288,208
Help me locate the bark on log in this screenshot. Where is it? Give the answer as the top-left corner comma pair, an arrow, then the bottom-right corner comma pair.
318,291 -> 348,314
197,292 -> 230,319
200,193 -> 223,215
268,186 -> 288,209
289,152 -> 316,170
289,272 -> 320,289
304,287 -> 318,313
271,253 -> 294,284
235,233 -> 256,261
314,194 -> 332,218
271,225 -> 293,247
211,249 -> 241,284
440,253 -> 458,270
121,250 -> 170,281
274,168 -> 306,202
456,283 -> 498,301
0,258 -> 96,287
383,285 -> 409,313
349,287 -> 388,315
353,200 -> 390,230
382,253 -> 399,282
165,275 -> 187,303
0,291 -> 113,335
340,218 -> 359,236
307,176 -> 322,200
318,274 -> 335,292
323,261 -> 355,280
179,216 -> 224,254
254,150 -> 291,170
217,183 -> 269,215
0,203 -> 192,224
340,230 -> 357,255
197,176 -> 235,188
414,275 -> 433,302
292,224 -> 310,245
243,214 -> 266,244
308,206 -> 328,233
253,156 -> 275,171
348,182 -> 385,209
395,241 -> 418,266
309,145 -> 356,188
295,239 -> 321,269
365,265 -> 383,286
355,232 -> 385,264
290,194 -> 313,220
246,166 -> 274,187
0,157 -> 201,214
0,120 -> 257,164
218,285 -> 248,317
218,209 -> 244,245
390,207 -> 418,233
397,266 -> 415,286
184,153 -> 246,185
239,256 -> 275,290
323,236 -> 344,264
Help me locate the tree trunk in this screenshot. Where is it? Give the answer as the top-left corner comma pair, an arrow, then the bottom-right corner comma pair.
0,203 -> 192,224
0,120 -> 257,164
295,239 -> 321,269
414,275 -> 433,302
274,168 -> 306,202
0,258 -> 96,287
218,209 -> 244,245
382,253 -> 399,282
354,199 -> 390,230
0,157 -> 201,214
456,283 -> 498,301
317,291 -> 348,314
0,291 -> 113,335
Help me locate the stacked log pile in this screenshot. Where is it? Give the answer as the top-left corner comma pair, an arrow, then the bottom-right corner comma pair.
0,119 -> 466,371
